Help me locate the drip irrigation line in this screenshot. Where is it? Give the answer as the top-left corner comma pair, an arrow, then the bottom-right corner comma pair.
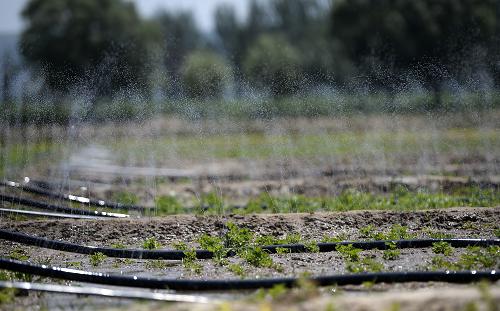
0,208 -> 107,220
0,281 -> 215,303
0,258 -> 497,291
0,193 -> 130,218
1,229 -> 498,260
1,180 -> 146,211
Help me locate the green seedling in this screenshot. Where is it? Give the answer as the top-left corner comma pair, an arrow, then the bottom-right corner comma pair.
336,244 -> 362,261
145,260 -> 170,270
89,252 -> 107,267
304,241 -> 320,253
346,257 -> 384,273
321,233 -> 348,243
359,225 -> 375,238
173,242 -> 202,274
111,243 -> 126,249
198,234 -> 228,266
225,222 -> 254,250
494,228 -> 500,238
241,247 -> 273,268
228,263 -> 246,278
432,241 -> 454,256
383,242 -> 401,260
9,248 -> 29,261
143,237 -> 162,250
66,261 -> 83,269
276,247 -> 291,254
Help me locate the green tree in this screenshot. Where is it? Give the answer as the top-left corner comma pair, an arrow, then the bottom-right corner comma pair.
181,51 -> 232,99
20,0 -> 154,96
243,34 -> 302,96
331,0 -> 497,106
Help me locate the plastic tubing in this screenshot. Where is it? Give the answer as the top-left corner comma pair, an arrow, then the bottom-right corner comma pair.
1,180 -> 145,211
0,281 -> 214,303
1,229 -> 498,260
0,208 -> 107,220
0,258 -> 497,291
0,193 -> 129,218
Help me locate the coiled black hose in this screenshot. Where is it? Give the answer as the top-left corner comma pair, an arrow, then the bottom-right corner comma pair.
1,229 -> 498,260
0,258 -> 497,290
0,194 -> 129,218
1,180 -> 146,211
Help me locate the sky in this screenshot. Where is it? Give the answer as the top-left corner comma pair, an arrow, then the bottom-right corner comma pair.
0,0 -> 249,34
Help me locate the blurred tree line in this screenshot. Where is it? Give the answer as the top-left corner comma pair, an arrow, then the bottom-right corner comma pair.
1,0 -> 498,123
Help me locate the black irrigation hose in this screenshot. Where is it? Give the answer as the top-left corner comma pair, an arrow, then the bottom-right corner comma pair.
1,228 -> 498,260
0,258 -> 498,291
1,180 -> 146,211
0,193 -> 130,218
0,281 -> 214,303
0,208 -> 107,220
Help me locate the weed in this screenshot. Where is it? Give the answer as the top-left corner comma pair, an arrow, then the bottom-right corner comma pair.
89,252 -> 107,267
228,263 -> 246,278
336,244 -> 362,261
9,248 -> 29,261
143,237 -> 162,250
383,242 -> 401,260
432,242 -> 454,256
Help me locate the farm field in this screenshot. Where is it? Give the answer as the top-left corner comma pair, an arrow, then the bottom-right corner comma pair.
0,111 -> 499,310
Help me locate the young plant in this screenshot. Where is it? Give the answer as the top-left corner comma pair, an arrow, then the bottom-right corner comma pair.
228,263 -> 246,278
346,257 -> 384,273
304,241 -> 320,253
198,234 -> 228,266
173,242 -> 202,274
336,244 -> 362,261
9,248 -> 29,261
142,237 -> 162,250
383,242 -> 401,260
432,241 -> 454,256
89,252 -> 107,267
